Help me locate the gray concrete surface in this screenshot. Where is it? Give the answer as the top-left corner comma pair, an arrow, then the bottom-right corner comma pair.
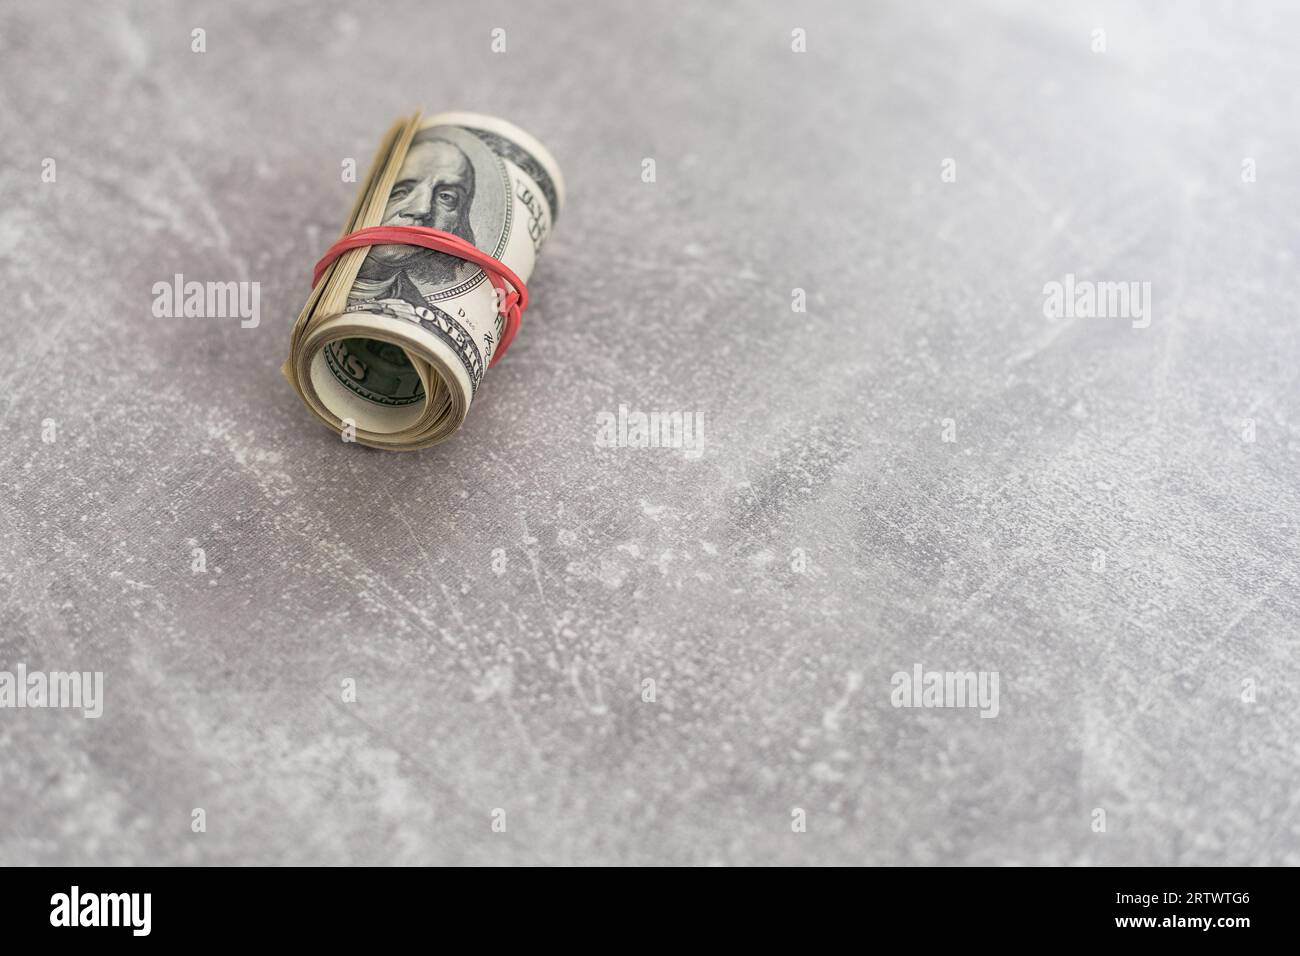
1,0 -> 1298,866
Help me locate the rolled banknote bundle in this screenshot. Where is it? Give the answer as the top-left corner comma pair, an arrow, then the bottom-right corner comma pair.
284,111 -> 564,449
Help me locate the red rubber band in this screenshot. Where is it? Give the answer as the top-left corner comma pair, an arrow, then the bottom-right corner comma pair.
312,225 -> 528,367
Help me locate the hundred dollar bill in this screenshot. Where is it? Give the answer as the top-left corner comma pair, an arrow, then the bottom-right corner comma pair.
284,112 -> 564,449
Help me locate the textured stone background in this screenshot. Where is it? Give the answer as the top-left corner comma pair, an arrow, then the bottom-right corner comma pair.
1,0 -> 1297,865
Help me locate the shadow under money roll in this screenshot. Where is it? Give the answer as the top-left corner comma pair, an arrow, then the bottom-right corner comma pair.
284,111 -> 564,450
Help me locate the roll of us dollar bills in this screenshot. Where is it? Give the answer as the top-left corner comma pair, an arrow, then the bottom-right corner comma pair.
284,112 -> 564,449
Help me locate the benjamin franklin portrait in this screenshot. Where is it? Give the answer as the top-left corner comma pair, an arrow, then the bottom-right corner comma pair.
350,128 -> 480,310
